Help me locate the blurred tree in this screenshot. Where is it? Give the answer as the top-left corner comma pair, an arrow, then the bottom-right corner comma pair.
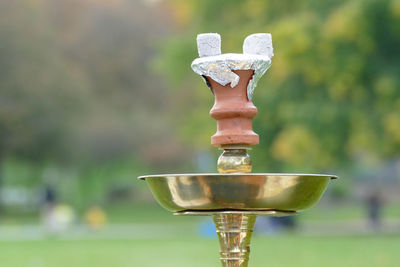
0,0 -> 186,170
158,0 -> 400,173
0,0 -> 198,210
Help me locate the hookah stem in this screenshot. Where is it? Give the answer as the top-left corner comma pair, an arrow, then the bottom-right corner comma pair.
213,147 -> 257,267
213,213 -> 256,267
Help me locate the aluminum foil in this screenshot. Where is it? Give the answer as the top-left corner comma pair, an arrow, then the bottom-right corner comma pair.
191,53 -> 272,100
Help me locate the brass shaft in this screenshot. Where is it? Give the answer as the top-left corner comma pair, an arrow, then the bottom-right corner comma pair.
213,213 -> 256,267
217,148 -> 252,173
215,147 -> 256,267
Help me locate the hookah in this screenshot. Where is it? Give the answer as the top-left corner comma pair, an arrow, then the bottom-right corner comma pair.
139,33 -> 337,267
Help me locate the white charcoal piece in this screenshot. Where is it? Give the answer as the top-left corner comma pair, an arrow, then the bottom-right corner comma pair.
243,33 -> 274,58
196,33 -> 222,57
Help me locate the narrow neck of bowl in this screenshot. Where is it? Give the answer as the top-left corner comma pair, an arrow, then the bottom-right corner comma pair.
208,70 -> 259,148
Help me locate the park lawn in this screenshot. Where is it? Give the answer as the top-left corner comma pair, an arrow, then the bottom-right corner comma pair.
104,201 -> 400,224
0,234 -> 399,267
2,201 -> 399,226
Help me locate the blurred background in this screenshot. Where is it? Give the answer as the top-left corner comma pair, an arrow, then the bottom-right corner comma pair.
0,0 -> 399,266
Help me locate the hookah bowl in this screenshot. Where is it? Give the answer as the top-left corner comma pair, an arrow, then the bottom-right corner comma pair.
139,33 -> 337,267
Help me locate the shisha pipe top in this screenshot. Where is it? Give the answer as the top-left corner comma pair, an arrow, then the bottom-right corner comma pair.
191,33 -> 273,173
140,32 -> 336,267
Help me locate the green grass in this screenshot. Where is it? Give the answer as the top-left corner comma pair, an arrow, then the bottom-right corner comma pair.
299,202 -> 400,222
2,201 -> 399,226
0,235 -> 399,267
104,203 -> 201,224
104,201 -> 400,224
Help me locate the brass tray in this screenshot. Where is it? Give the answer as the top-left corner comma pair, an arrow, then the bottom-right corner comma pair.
139,173 -> 337,213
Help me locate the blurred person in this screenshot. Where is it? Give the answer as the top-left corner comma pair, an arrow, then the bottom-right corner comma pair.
85,205 -> 107,230
41,185 -> 56,232
366,189 -> 383,231
271,216 -> 297,232
255,216 -> 297,234
42,186 -> 75,234
44,186 -> 56,204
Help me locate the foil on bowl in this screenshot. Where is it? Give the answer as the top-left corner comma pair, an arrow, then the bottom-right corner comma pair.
191,53 -> 272,100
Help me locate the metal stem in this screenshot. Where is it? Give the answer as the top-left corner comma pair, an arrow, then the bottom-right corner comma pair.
213,213 -> 257,267
215,147 -> 256,266
217,148 -> 252,173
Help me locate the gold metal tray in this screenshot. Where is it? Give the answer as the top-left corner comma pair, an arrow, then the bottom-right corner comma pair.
139,173 -> 337,213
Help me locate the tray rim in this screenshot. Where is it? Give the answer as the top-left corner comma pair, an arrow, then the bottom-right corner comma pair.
138,173 -> 338,180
